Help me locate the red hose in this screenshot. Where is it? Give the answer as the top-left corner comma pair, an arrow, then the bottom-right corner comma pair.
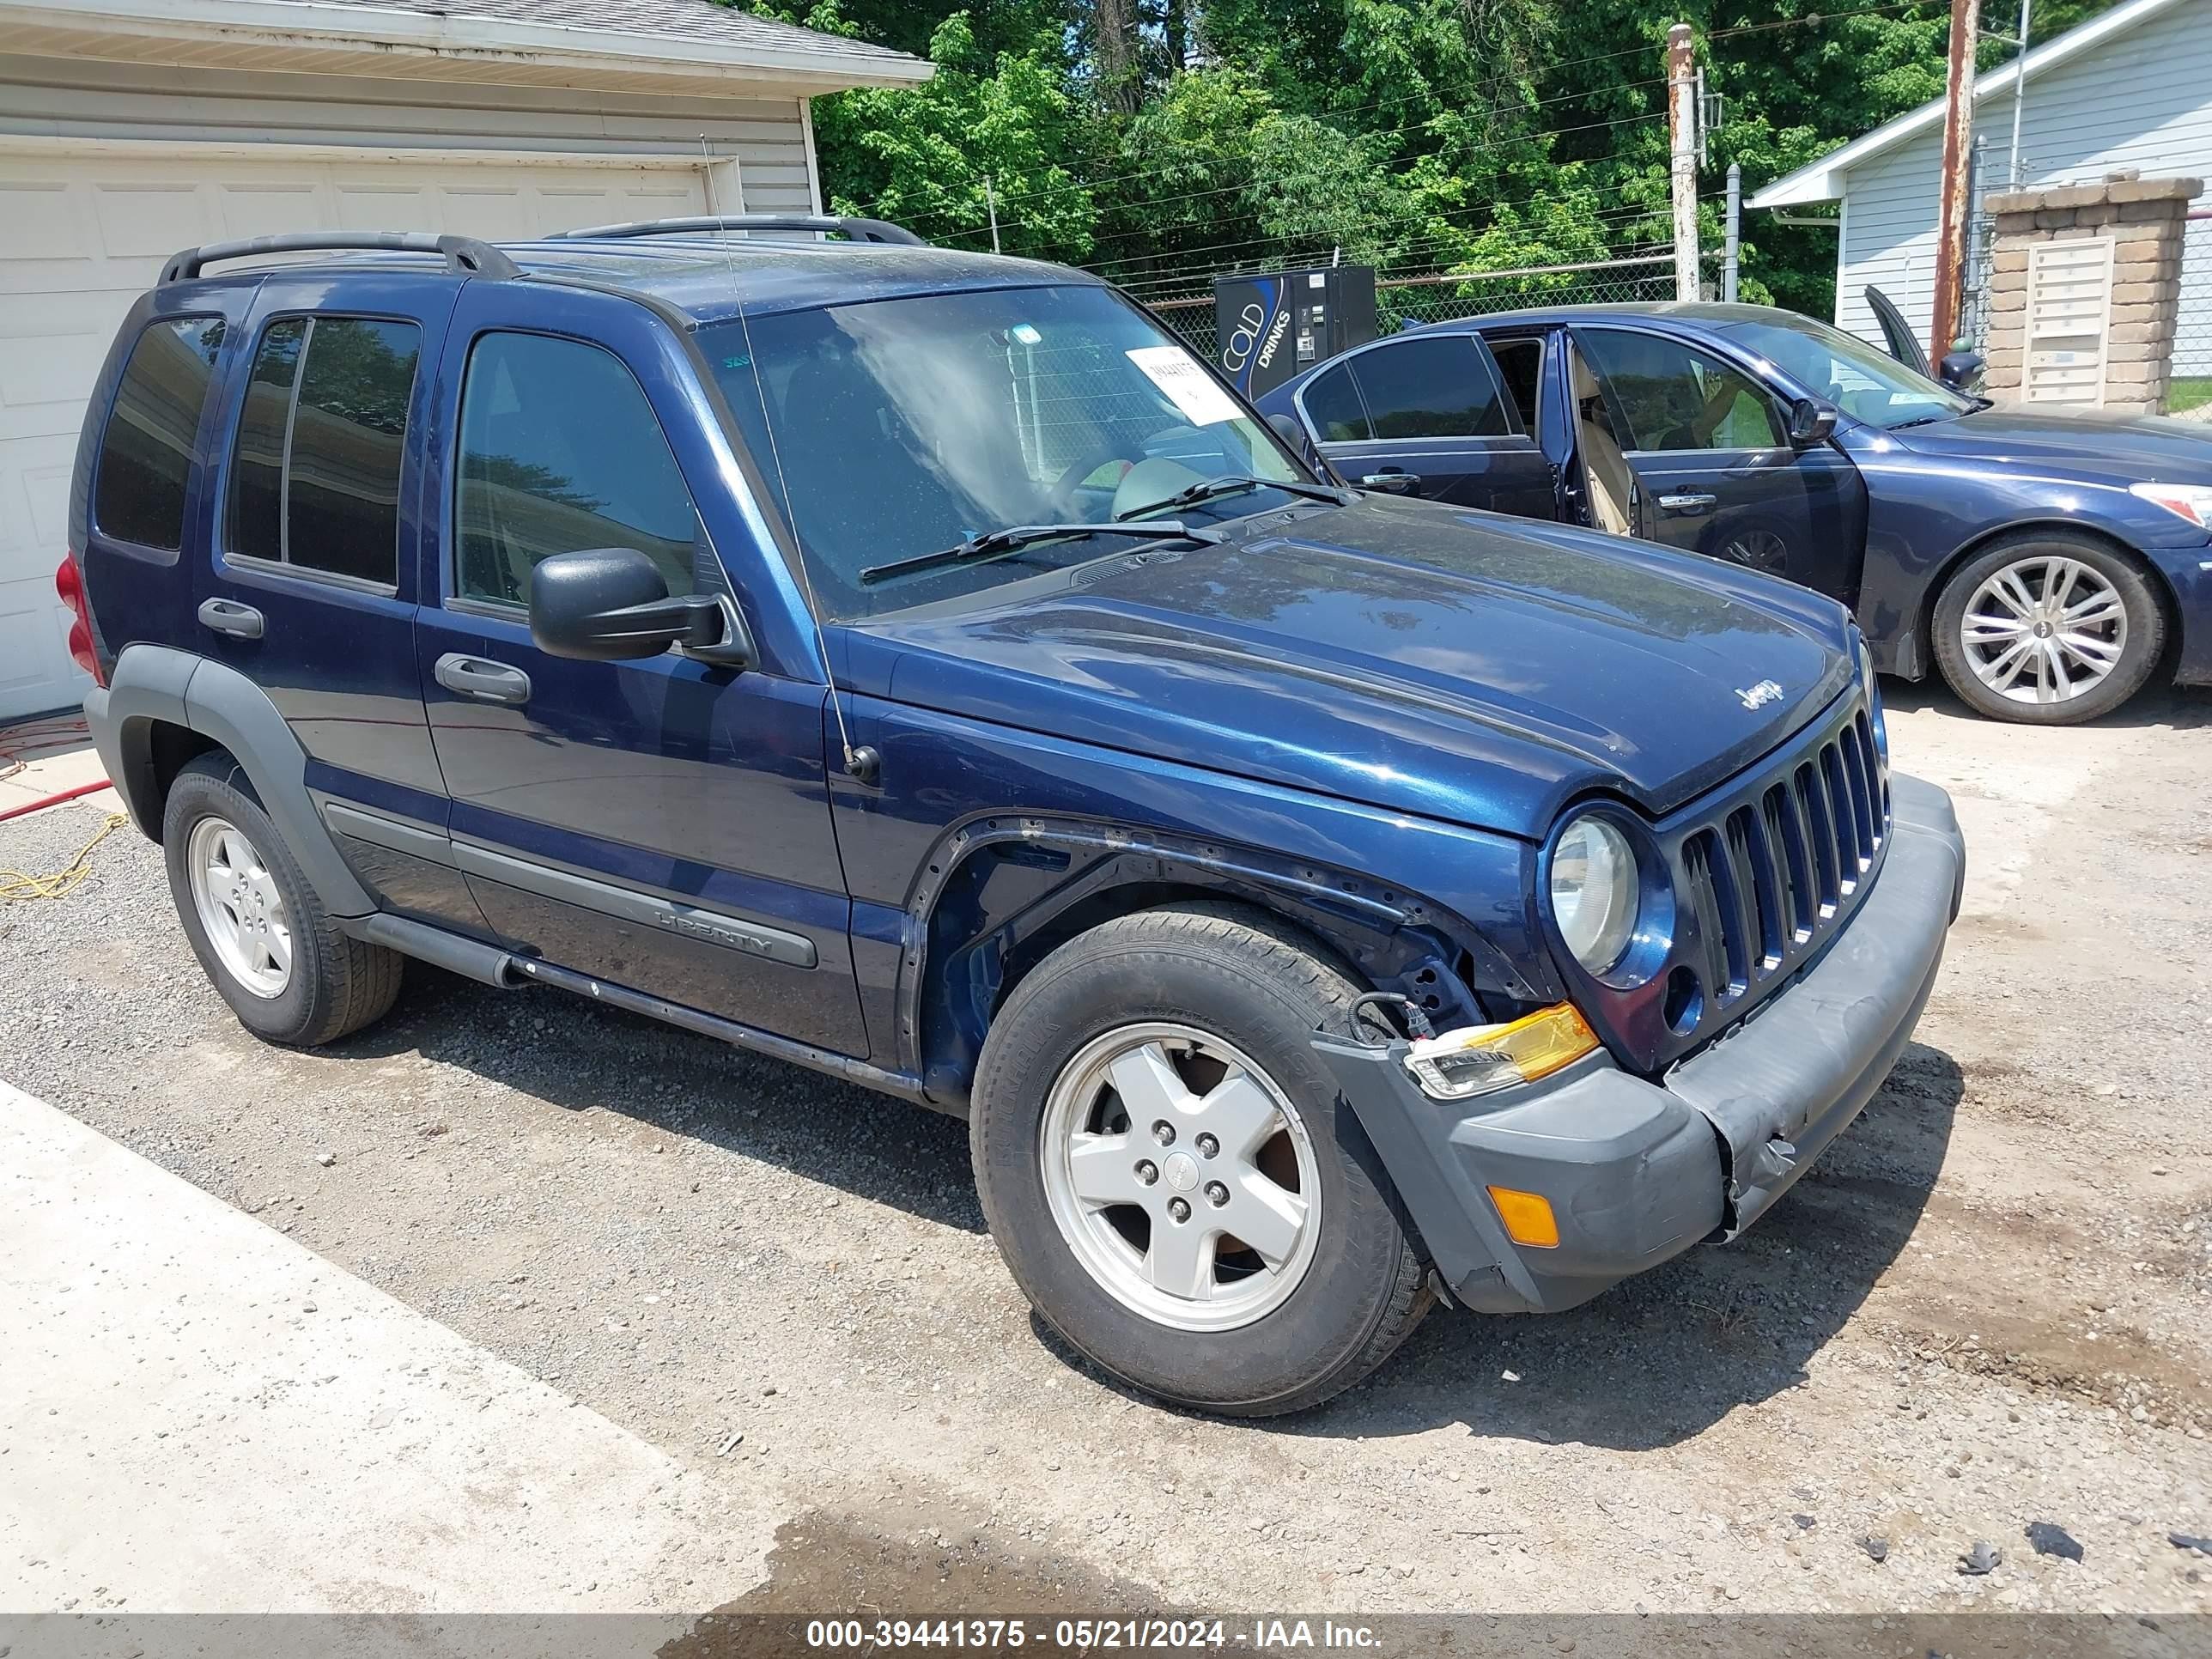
0,778 -> 114,823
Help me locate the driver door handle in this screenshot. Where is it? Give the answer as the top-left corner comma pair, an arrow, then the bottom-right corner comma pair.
1656,491 -> 1717,514
434,653 -> 531,706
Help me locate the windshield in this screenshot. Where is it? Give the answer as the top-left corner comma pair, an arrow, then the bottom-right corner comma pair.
1717,313 -> 1975,429
707,283 -> 1309,619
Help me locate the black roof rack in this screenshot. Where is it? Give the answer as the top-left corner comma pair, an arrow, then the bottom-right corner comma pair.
159,232 -> 520,285
544,214 -> 927,247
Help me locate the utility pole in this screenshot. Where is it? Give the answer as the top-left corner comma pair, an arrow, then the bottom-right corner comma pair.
1668,23 -> 1699,301
2005,0 -> 2033,187
1930,0 -> 1983,363
985,175 -> 1001,254
1723,162 -> 1741,303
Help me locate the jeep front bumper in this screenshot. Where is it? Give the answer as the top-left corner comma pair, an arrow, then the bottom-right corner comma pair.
1314,772 -> 1966,1316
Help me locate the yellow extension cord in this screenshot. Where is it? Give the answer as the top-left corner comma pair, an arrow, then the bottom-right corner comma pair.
0,811 -> 129,902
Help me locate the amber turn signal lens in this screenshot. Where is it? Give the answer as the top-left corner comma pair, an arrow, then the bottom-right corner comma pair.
1401,1003 -> 1600,1101
1486,1185 -> 1560,1249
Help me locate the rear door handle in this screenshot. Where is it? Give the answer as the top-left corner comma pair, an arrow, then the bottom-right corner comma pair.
1359,471 -> 1422,495
1656,491 -> 1717,514
197,598 -> 264,640
434,653 -> 531,706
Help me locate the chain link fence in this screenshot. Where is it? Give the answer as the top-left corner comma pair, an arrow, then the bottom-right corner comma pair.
1140,254 -> 1684,365
2171,212 -> 2211,417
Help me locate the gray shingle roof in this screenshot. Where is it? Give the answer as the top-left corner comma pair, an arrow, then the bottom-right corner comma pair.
267,0 -> 928,73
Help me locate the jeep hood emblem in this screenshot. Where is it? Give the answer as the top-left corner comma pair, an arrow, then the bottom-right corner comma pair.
1736,678 -> 1785,711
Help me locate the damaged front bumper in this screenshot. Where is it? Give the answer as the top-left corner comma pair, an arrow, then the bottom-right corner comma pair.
1314,773 -> 1966,1316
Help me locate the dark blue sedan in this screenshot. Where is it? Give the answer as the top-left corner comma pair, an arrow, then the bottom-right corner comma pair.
1257,302 -> 2212,723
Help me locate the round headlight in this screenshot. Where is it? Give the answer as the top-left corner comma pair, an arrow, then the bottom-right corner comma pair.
1550,815 -> 1639,973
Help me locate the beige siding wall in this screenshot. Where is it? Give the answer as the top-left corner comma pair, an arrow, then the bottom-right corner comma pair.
0,54 -> 817,211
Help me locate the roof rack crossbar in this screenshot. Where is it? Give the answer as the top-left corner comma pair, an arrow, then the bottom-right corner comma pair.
545,214 -> 926,246
159,232 -> 520,285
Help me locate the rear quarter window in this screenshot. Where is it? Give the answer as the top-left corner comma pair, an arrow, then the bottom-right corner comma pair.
94,316 -> 228,552
224,315 -> 421,586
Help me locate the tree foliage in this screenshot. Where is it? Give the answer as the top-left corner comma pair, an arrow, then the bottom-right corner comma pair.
730,0 -> 2124,317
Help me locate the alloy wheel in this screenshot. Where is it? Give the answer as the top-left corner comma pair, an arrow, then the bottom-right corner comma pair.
186,815 -> 293,998
1039,1022 -> 1321,1333
1960,555 -> 2129,706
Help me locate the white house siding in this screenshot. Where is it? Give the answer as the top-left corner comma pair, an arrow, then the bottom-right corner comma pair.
0,54 -> 828,719
1829,0 -> 2212,362
0,56 -> 819,210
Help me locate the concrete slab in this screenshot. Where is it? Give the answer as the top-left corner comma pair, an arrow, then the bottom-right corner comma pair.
0,1082 -> 774,1615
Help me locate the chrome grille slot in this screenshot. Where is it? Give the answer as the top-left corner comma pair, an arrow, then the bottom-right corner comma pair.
1761,781 -> 1814,944
1819,742 -> 1860,891
1796,761 -> 1839,913
1679,830 -> 1735,1003
1726,804 -> 1784,975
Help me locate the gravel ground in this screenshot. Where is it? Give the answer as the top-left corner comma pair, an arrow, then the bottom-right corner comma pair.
3,680 -> 2209,1617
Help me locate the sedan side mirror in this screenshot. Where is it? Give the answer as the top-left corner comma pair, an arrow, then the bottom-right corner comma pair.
529,547 -> 753,668
1786,397 -> 1839,448
1938,349 -> 1986,393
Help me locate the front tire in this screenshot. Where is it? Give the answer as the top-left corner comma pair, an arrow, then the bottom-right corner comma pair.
970,903 -> 1429,1415
163,752 -> 402,1046
1931,534 -> 2165,723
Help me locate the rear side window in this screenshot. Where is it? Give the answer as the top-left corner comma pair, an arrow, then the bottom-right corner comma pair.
1348,337 -> 1513,439
1489,337 -> 1545,431
94,316 -> 228,552
226,316 -> 421,586
1301,363 -> 1370,442
453,331 -> 699,607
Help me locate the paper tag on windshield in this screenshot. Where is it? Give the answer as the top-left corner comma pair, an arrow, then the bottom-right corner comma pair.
1126,345 -> 1243,427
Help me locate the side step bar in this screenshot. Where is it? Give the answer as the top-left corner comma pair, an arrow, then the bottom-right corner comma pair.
340,912 -> 933,1109
348,913 -> 520,988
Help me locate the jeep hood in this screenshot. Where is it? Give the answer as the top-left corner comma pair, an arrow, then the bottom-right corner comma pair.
844,496 -> 1856,837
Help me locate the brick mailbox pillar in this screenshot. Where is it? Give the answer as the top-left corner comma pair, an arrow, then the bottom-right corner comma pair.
1982,171 -> 2203,414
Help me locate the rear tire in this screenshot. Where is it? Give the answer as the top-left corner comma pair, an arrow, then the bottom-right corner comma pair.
970,902 -> 1430,1416
1931,533 -> 2164,724
162,753 -> 402,1046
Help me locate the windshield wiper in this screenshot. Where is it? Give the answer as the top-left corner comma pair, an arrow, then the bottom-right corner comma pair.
1115,473 -> 1355,521
858,520 -> 1222,586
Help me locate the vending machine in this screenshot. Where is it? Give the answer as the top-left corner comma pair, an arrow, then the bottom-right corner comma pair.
1208,265 -> 1378,401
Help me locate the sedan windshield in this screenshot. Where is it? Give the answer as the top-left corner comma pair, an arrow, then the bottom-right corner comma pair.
1717,313 -> 1976,430
706,284 -> 1310,618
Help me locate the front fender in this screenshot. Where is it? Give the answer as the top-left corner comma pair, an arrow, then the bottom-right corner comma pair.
1853,464 -> 2209,679
830,692 -> 1563,1109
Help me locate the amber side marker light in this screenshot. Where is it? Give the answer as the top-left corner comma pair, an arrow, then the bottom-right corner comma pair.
1401,1003 -> 1599,1101
1486,1186 -> 1561,1249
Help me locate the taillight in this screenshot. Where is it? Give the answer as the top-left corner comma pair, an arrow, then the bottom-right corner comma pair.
55,552 -> 105,688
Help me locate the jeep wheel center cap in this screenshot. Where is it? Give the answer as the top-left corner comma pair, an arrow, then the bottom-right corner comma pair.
1163,1151 -> 1200,1192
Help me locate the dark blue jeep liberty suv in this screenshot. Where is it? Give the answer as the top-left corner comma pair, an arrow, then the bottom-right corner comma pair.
66,220 -> 1966,1415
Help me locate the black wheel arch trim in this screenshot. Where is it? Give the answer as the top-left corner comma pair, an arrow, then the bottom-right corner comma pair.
896,811 -> 1557,1110
87,643 -> 377,918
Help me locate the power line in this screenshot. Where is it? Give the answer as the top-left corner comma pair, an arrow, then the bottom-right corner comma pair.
933,82 -> 1672,252
907,56 -> 1677,232
1079,118 -> 1674,278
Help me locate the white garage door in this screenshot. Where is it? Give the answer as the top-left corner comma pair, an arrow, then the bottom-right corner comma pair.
0,146 -> 712,721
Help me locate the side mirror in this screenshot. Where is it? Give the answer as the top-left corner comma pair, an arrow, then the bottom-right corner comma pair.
529,547 -> 752,667
1786,397 -> 1839,448
1938,349 -> 1986,393
1266,411 -> 1308,452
